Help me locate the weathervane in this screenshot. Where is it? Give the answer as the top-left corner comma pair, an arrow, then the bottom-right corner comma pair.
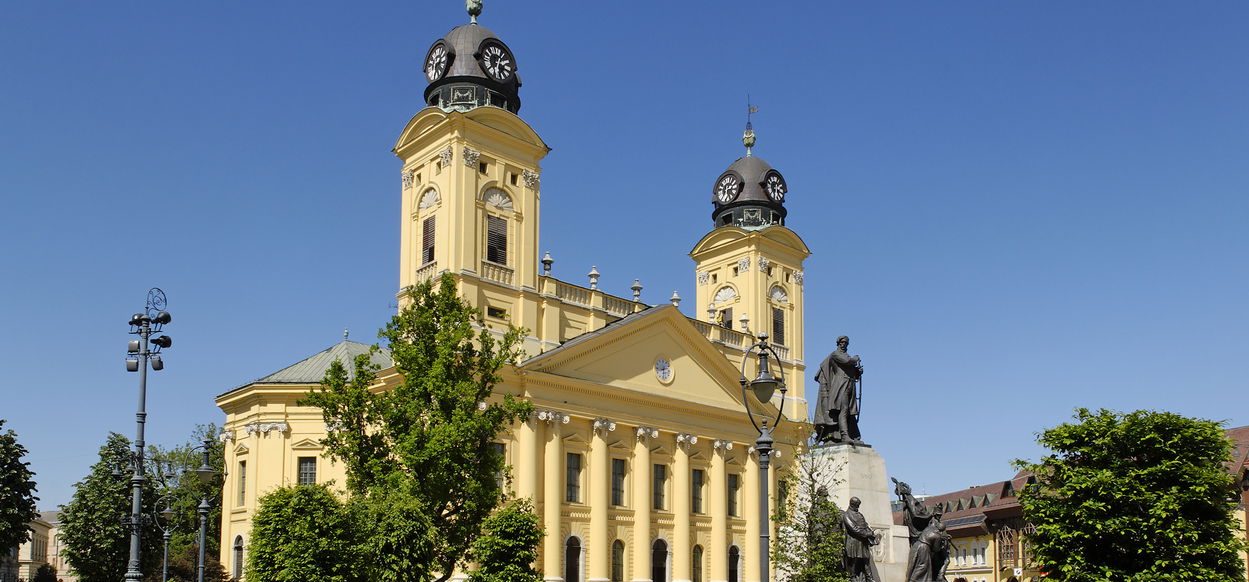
743,97 -> 758,157
467,0 -> 482,24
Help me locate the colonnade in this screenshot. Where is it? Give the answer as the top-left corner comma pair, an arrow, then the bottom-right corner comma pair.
513,409 -> 783,582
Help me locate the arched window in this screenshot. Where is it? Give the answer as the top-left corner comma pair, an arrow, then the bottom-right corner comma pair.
691,545 -> 704,582
651,539 -> 668,582
481,188 -> 514,266
232,535 -> 244,579
728,546 -> 740,582
610,540 -> 625,582
564,537 -> 582,582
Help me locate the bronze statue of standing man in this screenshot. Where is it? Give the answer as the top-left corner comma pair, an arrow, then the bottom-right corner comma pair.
841,497 -> 879,582
814,335 -> 864,445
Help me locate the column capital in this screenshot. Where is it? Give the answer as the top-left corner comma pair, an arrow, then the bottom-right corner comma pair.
593,417 -> 617,436
676,432 -> 699,450
635,426 -> 659,442
532,409 -> 570,425
713,439 -> 735,452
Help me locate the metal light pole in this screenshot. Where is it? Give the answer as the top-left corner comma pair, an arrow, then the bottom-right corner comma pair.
739,333 -> 788,582
123,288 -> 173,582
191,439 -> 218,582
153,494 -> 177,582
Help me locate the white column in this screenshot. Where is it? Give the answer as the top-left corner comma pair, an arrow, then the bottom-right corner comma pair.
633,426 -> 657,582
590,418 -> 616,582
672,434 -> 696,582
710,440 -> 731,582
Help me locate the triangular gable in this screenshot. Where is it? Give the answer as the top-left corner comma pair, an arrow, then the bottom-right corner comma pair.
291,438 -> 323,451
521,305 -> 756,415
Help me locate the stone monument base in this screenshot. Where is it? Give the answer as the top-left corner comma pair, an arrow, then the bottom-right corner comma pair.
804,444 -> 910,582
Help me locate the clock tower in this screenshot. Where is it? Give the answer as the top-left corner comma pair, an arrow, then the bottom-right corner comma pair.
395,4 -> 548,307
690,126 -> 811,383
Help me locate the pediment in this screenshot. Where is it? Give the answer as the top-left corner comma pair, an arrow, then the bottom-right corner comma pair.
521,306 -> 749,414
233,443 -> 250,455
291,438 -> 323,451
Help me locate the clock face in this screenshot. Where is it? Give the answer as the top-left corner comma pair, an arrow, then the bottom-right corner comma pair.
424,41 -> 452,82
763,171 -> 787,202
654,358 -> 673,383
478,41 -> 516,82
715,172 -> 743,204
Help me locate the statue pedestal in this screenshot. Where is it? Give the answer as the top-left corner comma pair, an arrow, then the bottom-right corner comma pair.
805,444 -> 910,582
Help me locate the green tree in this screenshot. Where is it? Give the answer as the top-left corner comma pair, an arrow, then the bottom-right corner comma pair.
147,424 -> 226,565
0,419 -> 38,552
772,458 -> 849,582
32,563 -> 58,582
60,432 -> 161,582
246,485 -> 359,582
158,544 -> 229,582
302,273 -> 533,582
467,499 -> 543,582
1016,408 -> 1247,582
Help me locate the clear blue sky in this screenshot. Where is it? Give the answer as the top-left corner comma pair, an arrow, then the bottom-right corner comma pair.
3,2 -> 1247,509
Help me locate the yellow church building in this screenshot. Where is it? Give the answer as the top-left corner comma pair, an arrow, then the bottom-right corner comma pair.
215,6 -> 815,582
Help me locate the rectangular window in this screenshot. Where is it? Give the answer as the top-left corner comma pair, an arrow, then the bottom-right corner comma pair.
691,469 -> 705,513
772,307 -> 785,346
611,459 -> 626,506
720,307 -> 733,330
491,442 -> 506,489
422,216 -> 435,264
652,464 -> 667,510
566,452 -> 582,503
486,215 -> 507,265
236,461 -> 247,507
297,457 -> 316,485
728,473 -> 740,516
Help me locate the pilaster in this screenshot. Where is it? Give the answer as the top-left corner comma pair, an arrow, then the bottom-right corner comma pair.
632,426 -> 657,582
589,418 -> 616,582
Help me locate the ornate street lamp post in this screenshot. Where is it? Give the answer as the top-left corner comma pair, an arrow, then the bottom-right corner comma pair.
153,494 -> 177,582
190,439 -> 219,582
739,333 -> 788,582
123,288 -> 173,582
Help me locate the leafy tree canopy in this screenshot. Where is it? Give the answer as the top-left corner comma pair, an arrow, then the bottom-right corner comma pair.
0,419 -> 39,552
468,499 -> 543,582
773,458 -> 849,582
301,273 -> 534,582
1016,408 -> 1247,582
33,563 -> 58,582
60,432 -> 161,582
147,423 -> 226,559
246,485 -> 360,582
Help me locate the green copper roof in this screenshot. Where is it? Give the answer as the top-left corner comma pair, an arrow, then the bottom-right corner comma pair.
252,340 -> 392,384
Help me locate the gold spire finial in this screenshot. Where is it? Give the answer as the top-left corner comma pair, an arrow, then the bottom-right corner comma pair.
467,0 -> 482,24
743,99 -> 759,157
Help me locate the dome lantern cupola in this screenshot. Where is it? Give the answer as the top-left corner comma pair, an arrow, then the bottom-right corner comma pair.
422,1 -> 522,114
710,125 -> 788,229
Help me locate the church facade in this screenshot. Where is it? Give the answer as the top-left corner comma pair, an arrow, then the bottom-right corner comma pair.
215,7 -> 815,582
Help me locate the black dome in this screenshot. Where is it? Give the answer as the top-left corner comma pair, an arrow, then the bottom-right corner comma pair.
711,155 -> 788,229
422,23 -> 522,114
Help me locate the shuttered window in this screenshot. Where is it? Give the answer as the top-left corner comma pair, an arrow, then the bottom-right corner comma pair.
422,216 -> 435,264
486,215 -> 507,264
772,307 -> 785,345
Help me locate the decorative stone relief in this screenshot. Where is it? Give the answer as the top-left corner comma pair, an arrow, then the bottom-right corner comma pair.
713,439 -> 734,452
534,409 -> 570,424
218,431 -> 235,443
483,187 -> 513,210
462,146 -> 481,167
713,286 -> 737,303
438,145 -> 454,166
522,169 -> 540,188
758,257 -> 771,272
419,188 -> 440,210
243,422 -> 289,436
402,169 -> 415,189
794,270 -> 804,286
324,421 -> 342,433
697,271 -> 710,286
593,418 -> 617,435
737,257 -> 750,271
636,426 -> 659,441
770,286 -> 788,303
676,433 -> 699,448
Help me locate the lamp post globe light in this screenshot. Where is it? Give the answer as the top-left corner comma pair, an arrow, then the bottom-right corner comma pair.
739,333 -> 788,582
152,493 -> 177,582
123,287 -> 172,581
190,439 -> 219,582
